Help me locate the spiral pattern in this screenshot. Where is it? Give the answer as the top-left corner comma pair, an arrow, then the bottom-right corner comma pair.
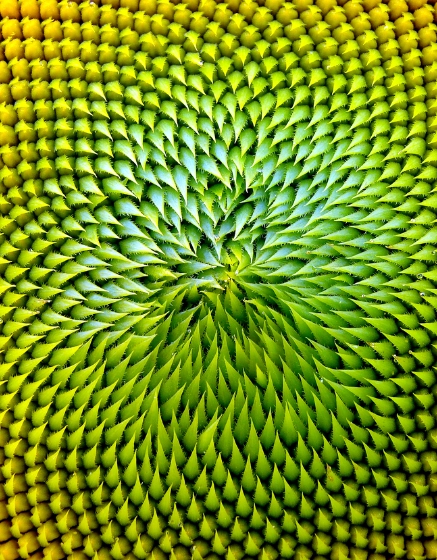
1,1 -> 437,560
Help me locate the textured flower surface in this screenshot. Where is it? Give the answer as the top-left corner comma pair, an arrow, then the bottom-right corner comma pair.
1,0 -> 437,559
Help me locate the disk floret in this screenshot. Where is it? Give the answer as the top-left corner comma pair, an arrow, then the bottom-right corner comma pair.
1,0 -> 437,559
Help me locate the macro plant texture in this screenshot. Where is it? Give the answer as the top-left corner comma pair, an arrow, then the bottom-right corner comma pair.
1,0 -> 437,559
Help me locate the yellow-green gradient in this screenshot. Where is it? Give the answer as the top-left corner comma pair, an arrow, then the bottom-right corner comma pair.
1,0 -> 437,559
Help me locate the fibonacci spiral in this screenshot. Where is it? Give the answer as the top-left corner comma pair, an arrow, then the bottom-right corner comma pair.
0,0 -> 437,559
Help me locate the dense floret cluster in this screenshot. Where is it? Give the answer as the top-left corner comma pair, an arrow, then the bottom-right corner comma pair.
1,0 -> 437,559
